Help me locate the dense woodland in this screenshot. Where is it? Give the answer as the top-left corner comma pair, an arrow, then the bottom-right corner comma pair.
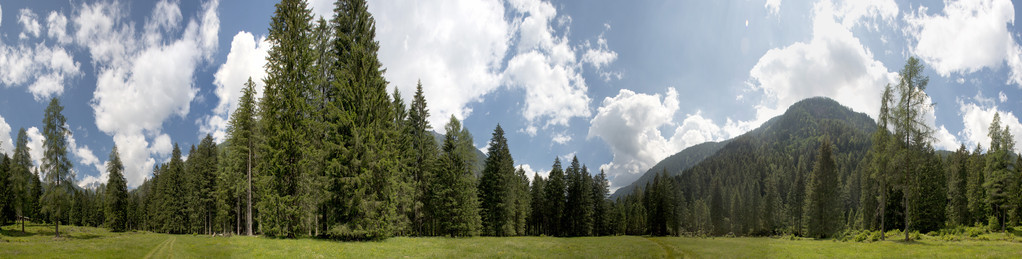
1,0 -> 1021,242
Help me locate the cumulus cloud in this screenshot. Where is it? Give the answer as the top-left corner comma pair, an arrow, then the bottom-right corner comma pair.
368,0 -> 509,131
905,0 -> 1022,87
959,101 -> 1022,154
588,88 -> 730,189
369,0 -> 612,134
0,114 -> 12,156
202,31 -> 270,143
765,0 -> 781,15
82,0 -> 220,187
0,39 -> 82,100
747,0 -> 897,128
66,128 -> 106,187
26,127 -> 44,169
551,132 -> 571,144
999,91 -> 1007,103
47,11 -> 73,45
18,8 -> 42,40
517,164 -> 548,183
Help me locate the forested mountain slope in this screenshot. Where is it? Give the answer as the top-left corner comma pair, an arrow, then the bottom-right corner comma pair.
616,96 -> 877,235
610,141 -> 727,199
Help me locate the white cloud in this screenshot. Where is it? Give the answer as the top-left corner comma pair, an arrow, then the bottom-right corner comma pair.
18,8 -> 42,40
0,41 -> 82,101
517,164 -> 548,183
588,88 -> 728,189
0,114 -> 12,156
551,132 -> 571,144
905,0 -> 1022,86
370,0 -> 611,134
46,11 -> 72,45
307,0 -> 334,20
748,0 -> 897,128
999,91 -> 1008,103
81,0 -> 220,187
582,29 -> 621,81
368,0 -> 509,132
766,0 -> 781,15
26,127 -> 44,169
202,31 -> 270,143
149,133 -> 172,158
959,101 -> 1022,154
66,128 -> 106,185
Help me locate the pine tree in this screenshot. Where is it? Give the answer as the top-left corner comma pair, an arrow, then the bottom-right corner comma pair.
513,166 -> 531,236
407,81 -> 437,236
984,113 -> 1016,232
224,78 -> 259,236
967,144 -> 987,225
946,144 -> 970,227
890,57 -> 933,241
105,146 -> 128,232
324,0 -> 399,240
0,154 -> 11,226
259,0 -> 315,238
528,174 -> 546,235
431,116 -> 482,236
40,97 -> 74,237
12,128 -> 33,232
592,169 -> 610,236
544,158 -> 565,236
803,139 -> 840,238
479,124 -> 516,236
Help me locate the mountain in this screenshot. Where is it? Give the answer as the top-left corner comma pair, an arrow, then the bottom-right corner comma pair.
613,97 -> 876,199
610,140 -> 727,199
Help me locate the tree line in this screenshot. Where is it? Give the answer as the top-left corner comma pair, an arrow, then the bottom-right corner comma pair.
3,0 -> 1020,242
0,0 -> 618,240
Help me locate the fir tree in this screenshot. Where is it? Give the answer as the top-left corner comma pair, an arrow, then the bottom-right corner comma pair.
803,139 -> 840,238
105,146 -> 128,232
40,97 -> 74,237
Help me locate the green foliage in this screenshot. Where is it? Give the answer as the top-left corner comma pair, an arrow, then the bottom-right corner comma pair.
478,125 -> 517,236
40,97 -> 74,237
803,139 -> 841,238
544,158 -> 565,236
426,116 -> 482,237
105,146 -> 128,232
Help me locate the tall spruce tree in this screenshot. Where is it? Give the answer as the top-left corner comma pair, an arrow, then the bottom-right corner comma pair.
544,158 -> 565,236
431,116 -> 482,236
803,139 -> 840,238
225,78 -> 259,236
946,144 -> 970,227
325,0 -> 399,240
105,146 -> 128,232
259,0 -> 315,238
479,124 -> 516,236
407,81 -> 437,236
40,98 -> 74,237
12,128 -> 33,232
984,113 -> 1016,232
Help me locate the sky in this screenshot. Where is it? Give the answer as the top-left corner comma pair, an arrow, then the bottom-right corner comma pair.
0,0 -> 1021,192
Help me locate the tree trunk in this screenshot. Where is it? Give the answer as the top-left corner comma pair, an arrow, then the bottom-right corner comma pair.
879,184 -> 886,240
247,147 -> 253,236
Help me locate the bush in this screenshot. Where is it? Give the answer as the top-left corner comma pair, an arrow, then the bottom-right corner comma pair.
988,216 -> 1001,233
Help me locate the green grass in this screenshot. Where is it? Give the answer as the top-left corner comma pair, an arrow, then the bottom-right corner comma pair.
4,223 -> 1022,258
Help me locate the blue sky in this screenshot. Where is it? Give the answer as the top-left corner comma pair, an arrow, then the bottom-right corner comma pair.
0,0 -> 1021,192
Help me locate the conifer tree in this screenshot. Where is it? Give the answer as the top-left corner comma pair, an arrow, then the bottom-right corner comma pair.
259,0 -> 315,238
544,158 -> 565,236
40,97 -> 74,237
431,116 -> 482,236
803,139 -> 840,238
407,81 -> 437,235
11,128 -> 33,232
479,124 -> 516,236
105,146 -> 128,232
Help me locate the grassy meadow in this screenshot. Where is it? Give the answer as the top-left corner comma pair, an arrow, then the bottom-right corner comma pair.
4,223 -> 1022,258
